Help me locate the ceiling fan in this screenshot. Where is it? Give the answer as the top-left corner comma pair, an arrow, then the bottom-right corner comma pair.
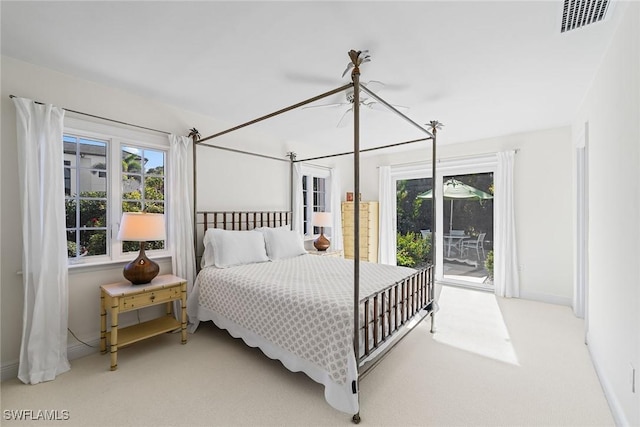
302,80 -> 409,127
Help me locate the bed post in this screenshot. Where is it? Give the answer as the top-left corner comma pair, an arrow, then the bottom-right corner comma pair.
287,152 -> 296,231
189,128 -> 201,262
428,121 -> 442,334
347,49 -> 368,425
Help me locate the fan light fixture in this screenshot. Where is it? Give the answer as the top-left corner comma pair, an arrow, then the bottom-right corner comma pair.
303,80 -> 408,127
117,212 -> 166,285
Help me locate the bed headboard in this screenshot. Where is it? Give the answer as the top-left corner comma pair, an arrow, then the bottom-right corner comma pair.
194,211 -> 292,267
197,211 -> 291,232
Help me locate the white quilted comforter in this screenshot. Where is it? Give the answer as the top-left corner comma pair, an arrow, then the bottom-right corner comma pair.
187,254 -> 417,414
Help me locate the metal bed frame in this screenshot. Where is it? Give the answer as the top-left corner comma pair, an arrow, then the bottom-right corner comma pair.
190,50 -> 442,423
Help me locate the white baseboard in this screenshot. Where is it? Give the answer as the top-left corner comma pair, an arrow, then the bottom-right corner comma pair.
1,338 -> 100,383
67,337 -> 101,360
519,290 -> 572,307
1,360 -> 19,382
586,332 -> 629,427
438,282 -> 574,307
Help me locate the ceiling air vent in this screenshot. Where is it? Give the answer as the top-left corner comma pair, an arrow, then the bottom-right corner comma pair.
561,0 -> 610,33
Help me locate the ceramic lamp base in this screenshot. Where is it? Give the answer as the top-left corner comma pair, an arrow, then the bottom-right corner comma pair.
313,233 -> 330,251
123,243 -> 159,285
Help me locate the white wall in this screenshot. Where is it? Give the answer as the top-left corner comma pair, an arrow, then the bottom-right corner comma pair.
0,57 -> 289,378
195,149 -> 289,212
336,127 -> 574,305
573,2 -> 640,425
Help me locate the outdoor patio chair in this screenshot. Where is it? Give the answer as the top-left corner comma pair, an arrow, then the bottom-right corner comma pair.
446,229 -> 466,255
461,232 -> 486,260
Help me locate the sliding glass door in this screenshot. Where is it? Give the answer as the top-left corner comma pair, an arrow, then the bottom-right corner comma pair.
393,155 -> 496,289
441,173 -> 494,288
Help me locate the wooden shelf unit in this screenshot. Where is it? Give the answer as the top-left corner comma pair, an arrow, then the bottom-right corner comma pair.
341,201 -> 379,263
105,316 -> 181,348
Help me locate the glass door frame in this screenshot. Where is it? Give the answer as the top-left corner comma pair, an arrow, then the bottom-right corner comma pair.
390,154 -> 497,284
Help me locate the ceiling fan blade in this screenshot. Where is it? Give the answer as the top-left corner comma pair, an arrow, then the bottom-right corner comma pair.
337,108 -> 353,128
341,63 -> 354,78
362,80 -> 385,94
366,101 -> 410,113
302,103 -> 347,110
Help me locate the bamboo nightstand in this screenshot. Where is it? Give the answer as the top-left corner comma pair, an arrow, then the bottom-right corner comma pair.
100,274 -> 187,371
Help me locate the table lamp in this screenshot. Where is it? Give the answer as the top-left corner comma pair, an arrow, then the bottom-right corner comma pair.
313,212 -> 332,251
117,212 -> 166,285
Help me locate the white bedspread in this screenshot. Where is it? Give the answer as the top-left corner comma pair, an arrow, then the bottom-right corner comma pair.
187,254 -> 417,414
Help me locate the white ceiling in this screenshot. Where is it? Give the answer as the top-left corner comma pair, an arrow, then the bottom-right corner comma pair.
1,1 -> 622,156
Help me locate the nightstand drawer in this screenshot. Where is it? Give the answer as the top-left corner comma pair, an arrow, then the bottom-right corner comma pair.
121,286 -> 180,310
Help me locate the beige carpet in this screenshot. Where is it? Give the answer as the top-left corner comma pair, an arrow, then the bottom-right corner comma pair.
1,286 -> 614,426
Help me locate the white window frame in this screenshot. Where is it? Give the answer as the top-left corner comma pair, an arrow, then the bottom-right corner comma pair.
301,165 -> 332,238
64,117 -> 171,268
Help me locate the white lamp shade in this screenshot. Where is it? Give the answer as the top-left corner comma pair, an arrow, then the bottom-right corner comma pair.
313,212 -> 332,227
117,212 -> 166,241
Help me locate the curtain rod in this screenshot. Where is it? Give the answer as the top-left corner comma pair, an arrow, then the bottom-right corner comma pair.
294,136 -> 433,163
9,94 -> 172,136
431,149 -> 519,163
377,148 -> 520,169
300,162 -> 332,170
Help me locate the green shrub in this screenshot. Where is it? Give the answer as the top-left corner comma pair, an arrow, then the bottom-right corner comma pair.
397,232 -> 431,268
484,250 -> 494,278
67,241 -> 77,258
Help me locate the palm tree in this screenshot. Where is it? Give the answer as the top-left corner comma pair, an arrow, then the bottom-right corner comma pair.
121,152 -> 142,173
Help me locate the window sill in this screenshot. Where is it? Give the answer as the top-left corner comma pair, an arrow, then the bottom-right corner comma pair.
304,234 -> 333,241
67,254 -> 172,275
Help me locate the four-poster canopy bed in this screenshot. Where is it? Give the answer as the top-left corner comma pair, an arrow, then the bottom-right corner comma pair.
186,50 -> 442,423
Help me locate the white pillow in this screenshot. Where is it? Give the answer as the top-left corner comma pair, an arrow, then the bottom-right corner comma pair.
259,226 -> 307,261
204,229 -> 269,268
201,229 -> 217,268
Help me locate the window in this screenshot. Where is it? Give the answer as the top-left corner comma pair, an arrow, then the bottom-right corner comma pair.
121,145 -> 166,253
63,118 -> 169,265
301,168 -> 331,236
64,134 -> 109,258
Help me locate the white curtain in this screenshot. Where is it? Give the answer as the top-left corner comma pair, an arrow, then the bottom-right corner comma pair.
13,97 -> 71,384
168,135 -> 196,307
494,150 -> 520,297
329,168 -> 343,250
292,162 -> 303,234
378,166 -> 397,265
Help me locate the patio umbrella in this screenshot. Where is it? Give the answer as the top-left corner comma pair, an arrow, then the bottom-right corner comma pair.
416,178 -> 493,234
